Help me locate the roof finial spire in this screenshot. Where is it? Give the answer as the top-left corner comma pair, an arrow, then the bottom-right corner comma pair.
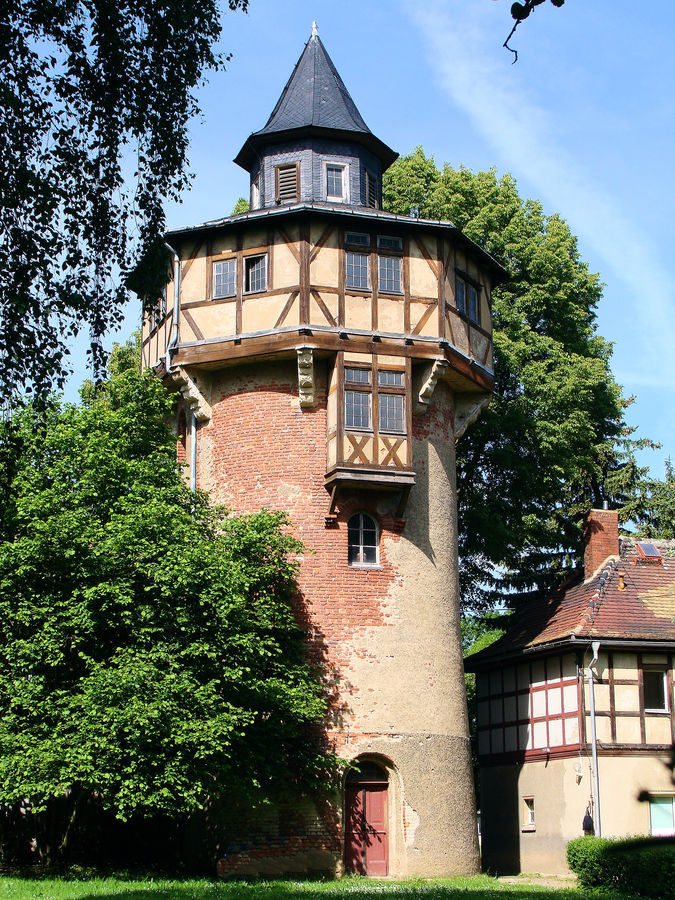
311,21 -> 318,38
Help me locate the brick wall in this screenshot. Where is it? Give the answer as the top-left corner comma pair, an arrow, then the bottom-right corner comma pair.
583,508 -> 619,578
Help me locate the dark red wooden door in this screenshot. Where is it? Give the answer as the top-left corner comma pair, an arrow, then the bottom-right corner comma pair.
344,781 -> 388,875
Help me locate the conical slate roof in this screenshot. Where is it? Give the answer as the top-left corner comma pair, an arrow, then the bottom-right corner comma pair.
235,27 -> 397,171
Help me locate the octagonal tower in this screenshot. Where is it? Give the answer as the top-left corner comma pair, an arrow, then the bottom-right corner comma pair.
141,26 -> 506,878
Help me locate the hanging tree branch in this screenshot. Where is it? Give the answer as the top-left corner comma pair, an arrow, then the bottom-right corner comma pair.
503,0 -> 566,63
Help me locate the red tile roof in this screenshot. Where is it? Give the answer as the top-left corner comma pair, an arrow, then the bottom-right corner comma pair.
466,539 -> 675,668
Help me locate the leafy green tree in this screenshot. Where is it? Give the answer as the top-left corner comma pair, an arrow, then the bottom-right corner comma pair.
1,0 -> 249,399
0,366 -> 330,863
232,197 -> 251,215
635,459 -> 675,540
384,149 -> 651,610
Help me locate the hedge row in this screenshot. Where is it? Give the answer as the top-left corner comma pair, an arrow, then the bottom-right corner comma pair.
567,835 -> 675,899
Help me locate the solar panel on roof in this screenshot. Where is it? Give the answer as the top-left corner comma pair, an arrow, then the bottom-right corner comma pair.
637,542 -> 662,559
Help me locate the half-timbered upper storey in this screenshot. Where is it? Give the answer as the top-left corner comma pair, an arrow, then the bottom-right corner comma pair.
140,27 -> 506,497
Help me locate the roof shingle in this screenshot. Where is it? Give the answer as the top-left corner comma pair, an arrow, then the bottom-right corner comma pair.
467,539 -> 675,668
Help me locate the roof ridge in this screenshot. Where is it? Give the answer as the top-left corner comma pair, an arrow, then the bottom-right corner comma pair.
576,556 -> 619,633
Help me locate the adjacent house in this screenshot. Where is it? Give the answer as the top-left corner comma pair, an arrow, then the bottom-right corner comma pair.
466,507 -> 675,874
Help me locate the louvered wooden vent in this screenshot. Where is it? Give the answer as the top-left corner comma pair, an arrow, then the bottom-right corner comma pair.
276,163 -> 299,203
366,171 -> 378,208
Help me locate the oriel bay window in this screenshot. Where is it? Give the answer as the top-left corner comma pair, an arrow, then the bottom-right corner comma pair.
344,365 -> 406,435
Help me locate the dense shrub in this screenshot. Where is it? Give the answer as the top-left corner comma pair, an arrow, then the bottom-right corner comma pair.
567,835 -> 675,898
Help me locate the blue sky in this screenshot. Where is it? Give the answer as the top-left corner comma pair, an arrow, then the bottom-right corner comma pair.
67,0 -> 675,479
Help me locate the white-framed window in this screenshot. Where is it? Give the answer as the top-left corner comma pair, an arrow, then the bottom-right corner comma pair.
365,170 -> 378,208
213,258 -> 236,299
244,254 -> 267,294
325,162 -> 348,202
644,668 -> 669,712
348,512 -> 378,566
346,251 -> 369,290
378,255 -> 402,294
456,274 -> 480,325
650,796 -> 675,836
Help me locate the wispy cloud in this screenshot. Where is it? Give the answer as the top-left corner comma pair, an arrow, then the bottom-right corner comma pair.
404,0 -> 675,391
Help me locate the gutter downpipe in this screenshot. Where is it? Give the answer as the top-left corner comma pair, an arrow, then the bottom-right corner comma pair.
190,412 -> 197,494
588,640 -> 602,836
164,242 -> 181,372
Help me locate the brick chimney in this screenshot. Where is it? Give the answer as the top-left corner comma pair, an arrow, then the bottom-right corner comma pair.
584,507 -> 620,579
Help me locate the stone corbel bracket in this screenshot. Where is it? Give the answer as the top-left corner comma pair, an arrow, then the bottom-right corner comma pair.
454,392 -> 491,441
415,358 -> 449,415
297,347 -> 316,409
167,366 -> 211,423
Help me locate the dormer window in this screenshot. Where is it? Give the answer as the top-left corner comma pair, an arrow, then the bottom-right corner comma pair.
365,170 -> 378,208
325,163 -> 347,201
275,163 -> 299,203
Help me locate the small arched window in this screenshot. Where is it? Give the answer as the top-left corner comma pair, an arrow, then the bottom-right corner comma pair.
348,512 -> 378,566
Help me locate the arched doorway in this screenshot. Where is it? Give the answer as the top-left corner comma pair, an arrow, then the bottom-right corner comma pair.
344,760 -> 389,876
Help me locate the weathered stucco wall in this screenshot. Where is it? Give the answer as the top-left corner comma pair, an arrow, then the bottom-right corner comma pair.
194,359 -> 479,876
480,752 -> 674,875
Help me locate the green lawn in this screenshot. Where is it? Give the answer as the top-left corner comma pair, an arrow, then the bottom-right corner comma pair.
0,874 -> 629,900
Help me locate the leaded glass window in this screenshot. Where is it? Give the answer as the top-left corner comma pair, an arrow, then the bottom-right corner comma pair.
346,252 -> 369,290
244,255 -> 266,293
456,278 -> 466,316
345,389 -> 371,430
345,367 -> 371,384
213,259 -> 236,298
468,284 -> 479,324
379,393 -> 404,433
378,370 -> 404,387
378,255 -> 401,293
